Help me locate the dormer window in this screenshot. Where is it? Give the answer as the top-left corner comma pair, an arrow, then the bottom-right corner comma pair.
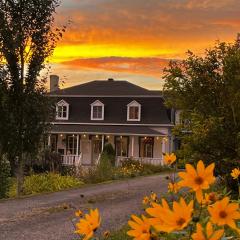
127,100 -> 141,121
56,100 -> 69,120
91,100 -> 104,120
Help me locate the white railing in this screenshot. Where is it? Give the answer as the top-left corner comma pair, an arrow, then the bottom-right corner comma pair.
61,154 -> 82,166
116,156 -> 163,166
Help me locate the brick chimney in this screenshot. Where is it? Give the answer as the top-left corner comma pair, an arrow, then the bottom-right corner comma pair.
50,75 -> 59,92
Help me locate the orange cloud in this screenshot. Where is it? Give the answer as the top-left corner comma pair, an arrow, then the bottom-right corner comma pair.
60,57 -> 170,78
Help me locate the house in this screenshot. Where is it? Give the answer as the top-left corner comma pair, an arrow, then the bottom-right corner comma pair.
48,75 -> 175,166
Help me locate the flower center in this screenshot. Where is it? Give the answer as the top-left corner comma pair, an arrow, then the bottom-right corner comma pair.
219,211 -> 227,218
209,193 -> 216,201
176,218 -> 186,226
194,176 -> 204,185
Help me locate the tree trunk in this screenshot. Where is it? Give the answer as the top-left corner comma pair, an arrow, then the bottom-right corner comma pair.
16,154 -> 24,197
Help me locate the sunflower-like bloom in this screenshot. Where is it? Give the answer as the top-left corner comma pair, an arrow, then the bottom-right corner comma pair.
208,197 -> 240,232
75,209 -> 101,240
168,182 -> 181,193
202,192 -> 218,206
178,160 -> 215,203
192,222 -> 224,240
142,196 -> 149,205
127,215 -> 151,240
231,168 -> 240,179
150,192 -> 157,202
146,198 -> 193,233
75,209 -> 83,217
163,153 -> 176,165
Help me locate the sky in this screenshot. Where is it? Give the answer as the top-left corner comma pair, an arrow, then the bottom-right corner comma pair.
50,0 -> 240,90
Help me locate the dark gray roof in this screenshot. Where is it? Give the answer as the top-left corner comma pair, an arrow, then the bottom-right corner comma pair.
53,97 -> 172,124
50,79 -> 162,96
51,124 -> 165,136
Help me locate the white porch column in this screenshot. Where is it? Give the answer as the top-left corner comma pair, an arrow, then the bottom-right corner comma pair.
48,134 -> 51,147
162,137 -> 168,154
76,134 -> 79,155
101,135 -> 104,151
131,136 -> 134,157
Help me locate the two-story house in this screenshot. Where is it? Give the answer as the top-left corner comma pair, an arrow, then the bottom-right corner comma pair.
48,75 -> 174,166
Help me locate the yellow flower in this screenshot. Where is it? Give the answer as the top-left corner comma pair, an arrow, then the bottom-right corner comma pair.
142,196 -> 149,205
202,192 -> 218,206
146,198 -> 193,233
192,222 -> 224,240
103,230 -> 110,238
208,197 -> 240,231
150,192 -> 157,202
163,153 -> 177,165
231,168 -> 240,179
127,215 -> 151,240
168,182 -> 181,193
178,160 -> 215,203
75,210 -> 83,217
75,209 -> 101,240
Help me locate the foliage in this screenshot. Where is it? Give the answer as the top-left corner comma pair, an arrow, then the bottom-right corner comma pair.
83,152 -> 114,184
0,154 -> 11,198
0,0 -> 65,196
102,143 -> 116,166
83,157 -> 168,184
72,154 -> 240,240
7,173 -> 83,198
163,41 -> 240,193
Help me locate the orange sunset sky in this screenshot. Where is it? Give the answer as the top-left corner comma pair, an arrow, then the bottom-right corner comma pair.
50,0 -> 240,89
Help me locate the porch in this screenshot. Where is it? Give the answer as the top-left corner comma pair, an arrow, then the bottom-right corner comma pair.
48,125 -> 171,167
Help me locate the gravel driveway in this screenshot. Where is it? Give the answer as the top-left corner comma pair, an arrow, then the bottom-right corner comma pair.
0,174 -> 168,240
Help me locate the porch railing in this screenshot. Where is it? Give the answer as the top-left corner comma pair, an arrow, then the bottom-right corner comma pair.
61,154 -> 82,166
116,156 -> 163,166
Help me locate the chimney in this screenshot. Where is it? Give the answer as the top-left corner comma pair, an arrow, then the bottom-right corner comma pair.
50,75 -> 59,92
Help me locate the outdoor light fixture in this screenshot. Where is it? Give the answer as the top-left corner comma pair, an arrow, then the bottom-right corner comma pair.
60,134 -> 63,137
83,134 -> 86,138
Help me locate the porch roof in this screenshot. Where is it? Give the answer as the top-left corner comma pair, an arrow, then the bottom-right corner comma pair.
50,124 -> 166,136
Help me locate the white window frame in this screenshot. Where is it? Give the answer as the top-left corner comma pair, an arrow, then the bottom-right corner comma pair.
91,100 -> 104,120
56,99 -> 69,120
127,100 -> 141,121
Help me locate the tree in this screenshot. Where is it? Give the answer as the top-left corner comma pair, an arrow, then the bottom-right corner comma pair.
0,0 -> 65,196
163,41 -> 240,190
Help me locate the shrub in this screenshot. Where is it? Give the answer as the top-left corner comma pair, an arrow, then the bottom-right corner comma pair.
102,143 -> 115,166
0,155 -> 11,198
7,173 -> 83,197
84,152 -> 114,183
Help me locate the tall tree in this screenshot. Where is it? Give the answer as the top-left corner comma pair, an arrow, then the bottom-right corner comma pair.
0,0 -> 65,196
163,41 -> 240,188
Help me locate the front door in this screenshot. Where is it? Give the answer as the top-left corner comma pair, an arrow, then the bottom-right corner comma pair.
92,138 -> 102,165
81,140 -> 92,165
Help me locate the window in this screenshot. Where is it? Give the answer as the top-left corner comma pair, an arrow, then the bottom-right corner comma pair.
56,100 -> 69,120
127,100 -> 141,121
115,136 -> 129,157
139,137 -> 154,158
67,135 -> 78,155
91,100 -> 104,120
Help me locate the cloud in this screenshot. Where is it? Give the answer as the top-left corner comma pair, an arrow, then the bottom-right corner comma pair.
59,57 -> 170,78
